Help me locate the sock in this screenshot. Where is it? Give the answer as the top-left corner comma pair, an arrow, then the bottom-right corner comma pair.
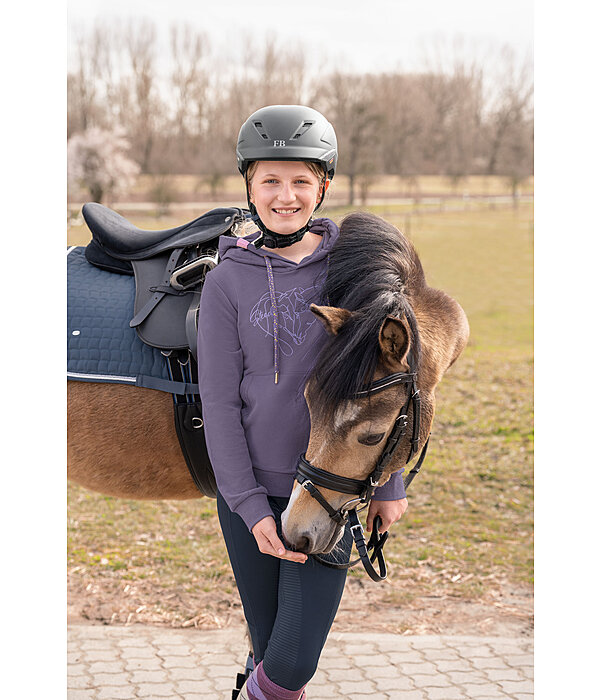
245,660 -> 307,700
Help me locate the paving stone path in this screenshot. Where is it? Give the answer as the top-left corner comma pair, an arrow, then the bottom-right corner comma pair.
68,624 -> 533,699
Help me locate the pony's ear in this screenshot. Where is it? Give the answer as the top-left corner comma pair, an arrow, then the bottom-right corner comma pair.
379,315 -> 411,372
310,304 -> 352,335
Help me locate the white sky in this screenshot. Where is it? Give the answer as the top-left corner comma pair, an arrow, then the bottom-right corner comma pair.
67,0 -> 533,75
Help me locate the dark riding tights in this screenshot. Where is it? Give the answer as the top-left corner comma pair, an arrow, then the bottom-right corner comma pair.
217,492 -> 352,692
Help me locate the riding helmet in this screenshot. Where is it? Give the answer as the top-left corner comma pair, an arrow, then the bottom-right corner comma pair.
236,104 -> 337,181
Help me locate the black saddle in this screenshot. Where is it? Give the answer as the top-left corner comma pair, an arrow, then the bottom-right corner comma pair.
83,203 -> 247,351
79,203 -> 249,499
83,202 -> 241,259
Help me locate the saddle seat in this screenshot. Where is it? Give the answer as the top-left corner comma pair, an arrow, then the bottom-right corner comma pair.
82,202 -> 246,260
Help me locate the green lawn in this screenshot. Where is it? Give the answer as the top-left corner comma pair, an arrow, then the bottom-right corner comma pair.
68,201 -> 533,628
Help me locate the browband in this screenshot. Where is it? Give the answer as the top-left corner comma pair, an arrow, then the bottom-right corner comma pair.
353,372 -> 417,398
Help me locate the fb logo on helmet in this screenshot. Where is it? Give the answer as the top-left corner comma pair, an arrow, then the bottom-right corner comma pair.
274,140 -> 286,147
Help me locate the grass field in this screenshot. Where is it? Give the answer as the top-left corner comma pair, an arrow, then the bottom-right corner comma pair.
67,196 -> 533,634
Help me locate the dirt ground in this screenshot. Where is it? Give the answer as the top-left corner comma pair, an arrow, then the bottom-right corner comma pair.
68,572 -> 532,638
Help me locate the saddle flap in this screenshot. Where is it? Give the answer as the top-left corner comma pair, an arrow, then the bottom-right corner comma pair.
131,255 -> 198,350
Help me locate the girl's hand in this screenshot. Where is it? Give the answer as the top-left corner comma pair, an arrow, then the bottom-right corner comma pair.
366,498 -> 408,534
251,516 -> 308,563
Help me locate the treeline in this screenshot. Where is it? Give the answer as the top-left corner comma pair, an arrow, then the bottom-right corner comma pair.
68,20 -> 533,203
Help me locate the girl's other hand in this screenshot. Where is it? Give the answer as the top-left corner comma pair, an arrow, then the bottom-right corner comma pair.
251,516 -> 308,563
366,498 -> 408,533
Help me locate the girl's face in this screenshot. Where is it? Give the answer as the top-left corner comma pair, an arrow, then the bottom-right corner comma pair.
249,161 -> 328,235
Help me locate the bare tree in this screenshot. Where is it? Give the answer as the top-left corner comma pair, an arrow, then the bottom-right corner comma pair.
374,73 -> 426,178
169,24 -> 209,163
485,47 -> 533,176
314,73 -> 382,205
67,24 -> 108,137
120,19 -> 160,173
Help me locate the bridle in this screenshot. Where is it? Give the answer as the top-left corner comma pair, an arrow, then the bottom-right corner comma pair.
294,367 -> 430,582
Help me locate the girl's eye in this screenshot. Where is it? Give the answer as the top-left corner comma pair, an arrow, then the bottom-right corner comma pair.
358,432 -> 385,446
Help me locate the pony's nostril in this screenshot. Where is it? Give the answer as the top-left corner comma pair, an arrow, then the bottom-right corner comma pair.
295,535 -> 312,554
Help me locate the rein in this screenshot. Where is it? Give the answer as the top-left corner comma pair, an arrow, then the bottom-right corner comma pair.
294,369 -> 430,582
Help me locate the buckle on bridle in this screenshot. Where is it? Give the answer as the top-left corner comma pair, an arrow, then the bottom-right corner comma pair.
340,496 -> 366,513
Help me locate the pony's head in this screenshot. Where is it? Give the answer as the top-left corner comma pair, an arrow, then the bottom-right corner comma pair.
281,212 -> 445,555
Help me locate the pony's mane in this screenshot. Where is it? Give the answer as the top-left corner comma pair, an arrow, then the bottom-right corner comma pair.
307,211 -> 425,423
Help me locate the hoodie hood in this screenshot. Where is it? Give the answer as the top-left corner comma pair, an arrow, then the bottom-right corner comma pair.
217,217 -> 339,384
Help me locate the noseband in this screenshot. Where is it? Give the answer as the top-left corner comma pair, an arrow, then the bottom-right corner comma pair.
294,368 -> 430,582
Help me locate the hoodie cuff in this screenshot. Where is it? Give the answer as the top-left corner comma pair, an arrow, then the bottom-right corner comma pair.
234,493 -> 276,533
372,468 -> 407,501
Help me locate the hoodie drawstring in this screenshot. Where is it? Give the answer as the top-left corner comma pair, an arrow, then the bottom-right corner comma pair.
264,257 -> 280,384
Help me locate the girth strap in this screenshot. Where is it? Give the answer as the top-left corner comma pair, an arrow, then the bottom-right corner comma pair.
185,292 -> 202,363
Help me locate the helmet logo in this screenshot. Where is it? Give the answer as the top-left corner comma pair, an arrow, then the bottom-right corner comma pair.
274,140 -> 286,147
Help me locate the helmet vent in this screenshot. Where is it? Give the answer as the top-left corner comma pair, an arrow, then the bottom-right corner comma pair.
253,121 -> 270,140
291,120 -> 314,139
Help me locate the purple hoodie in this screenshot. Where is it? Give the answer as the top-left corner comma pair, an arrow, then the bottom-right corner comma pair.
197,218 -> 406,532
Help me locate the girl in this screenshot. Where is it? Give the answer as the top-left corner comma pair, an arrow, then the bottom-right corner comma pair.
197,105 -> 408,700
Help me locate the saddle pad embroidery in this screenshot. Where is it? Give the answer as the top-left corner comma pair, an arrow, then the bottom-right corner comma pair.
67,246 -> 198,394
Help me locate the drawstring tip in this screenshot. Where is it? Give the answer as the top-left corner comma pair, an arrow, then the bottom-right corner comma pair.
274,372 -> 279,384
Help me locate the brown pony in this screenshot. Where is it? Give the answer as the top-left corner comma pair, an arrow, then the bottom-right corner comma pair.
68,212 -> 468,549
280,212 -> 469,553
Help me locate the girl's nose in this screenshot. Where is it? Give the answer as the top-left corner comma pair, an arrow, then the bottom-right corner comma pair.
278,182 -> 296,203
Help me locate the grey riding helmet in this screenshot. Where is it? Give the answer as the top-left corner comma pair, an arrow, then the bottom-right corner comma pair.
236,105 -> 338,248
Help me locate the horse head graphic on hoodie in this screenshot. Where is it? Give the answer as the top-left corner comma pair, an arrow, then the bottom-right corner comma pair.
250,284 -> 320,357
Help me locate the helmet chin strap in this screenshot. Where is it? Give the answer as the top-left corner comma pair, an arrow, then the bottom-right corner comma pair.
245,175 -> 325,250
250,206 -> 313,249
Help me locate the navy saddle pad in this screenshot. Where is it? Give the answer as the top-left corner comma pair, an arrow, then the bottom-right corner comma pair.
67,246 -> 198,395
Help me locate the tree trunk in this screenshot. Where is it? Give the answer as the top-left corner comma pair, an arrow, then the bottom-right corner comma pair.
89,183 -> 104,203
348,173 -> 355,206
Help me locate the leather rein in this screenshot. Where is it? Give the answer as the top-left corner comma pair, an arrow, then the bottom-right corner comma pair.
295,369 -> 430,582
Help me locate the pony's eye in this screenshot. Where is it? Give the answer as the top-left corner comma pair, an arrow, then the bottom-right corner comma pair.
358,432 -> 385,446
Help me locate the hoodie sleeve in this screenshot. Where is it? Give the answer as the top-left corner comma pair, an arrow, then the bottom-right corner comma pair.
372,468 -> 407,500
197,272 -> 274,532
